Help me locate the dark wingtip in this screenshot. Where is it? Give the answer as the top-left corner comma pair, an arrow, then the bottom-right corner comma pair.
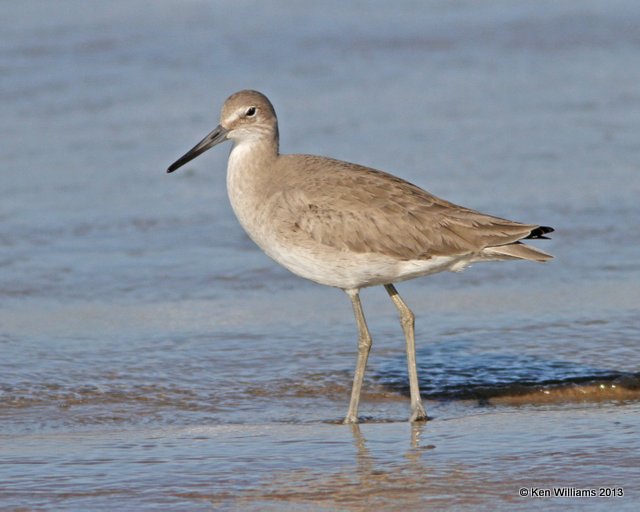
526,226 -> 554,239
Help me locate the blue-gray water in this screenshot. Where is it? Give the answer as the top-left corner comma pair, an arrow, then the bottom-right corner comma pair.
1,0 -> 639,510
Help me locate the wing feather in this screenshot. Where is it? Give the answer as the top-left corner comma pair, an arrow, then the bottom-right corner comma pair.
270,155 -> 551,261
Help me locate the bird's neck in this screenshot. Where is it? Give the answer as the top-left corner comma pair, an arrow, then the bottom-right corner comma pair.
228,135 -> 279,175
226,136 -> 280,224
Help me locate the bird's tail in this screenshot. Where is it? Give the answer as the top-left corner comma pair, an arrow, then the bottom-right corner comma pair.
482,241 -> 553,262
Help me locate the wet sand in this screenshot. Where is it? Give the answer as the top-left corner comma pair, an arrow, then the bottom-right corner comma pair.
2,404 -> 638,510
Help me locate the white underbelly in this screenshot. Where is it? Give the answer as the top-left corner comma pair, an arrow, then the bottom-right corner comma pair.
257,238 -> 474,290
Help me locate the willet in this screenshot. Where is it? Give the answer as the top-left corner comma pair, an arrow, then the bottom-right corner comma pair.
167,90 -> 553,424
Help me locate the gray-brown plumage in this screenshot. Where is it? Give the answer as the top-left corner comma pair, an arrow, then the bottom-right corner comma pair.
167,89 -> 554,424
269,154 -> 552,262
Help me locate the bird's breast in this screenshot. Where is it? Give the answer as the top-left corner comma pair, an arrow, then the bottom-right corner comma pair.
226,148 -> 284,254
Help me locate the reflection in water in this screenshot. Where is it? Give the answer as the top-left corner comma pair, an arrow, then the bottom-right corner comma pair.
349,423 -> 374,493
349,422 -> 430,456
345,423 -> 432,508
222,404 -> 639,510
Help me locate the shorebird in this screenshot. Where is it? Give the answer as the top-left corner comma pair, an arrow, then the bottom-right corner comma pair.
167,90 -> 553,424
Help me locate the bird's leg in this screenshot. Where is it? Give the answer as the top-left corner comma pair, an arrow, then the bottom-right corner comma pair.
344,289 -> 373,424
384,284 -> 428,422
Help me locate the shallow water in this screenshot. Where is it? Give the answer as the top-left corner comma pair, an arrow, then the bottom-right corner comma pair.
1,0 -> 639,509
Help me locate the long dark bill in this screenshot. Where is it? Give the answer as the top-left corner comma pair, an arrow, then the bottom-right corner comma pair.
167,125 -> 229,173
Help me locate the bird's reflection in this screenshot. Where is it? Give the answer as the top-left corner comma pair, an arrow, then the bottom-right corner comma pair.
348,421 -> 429,450
348,420 -> 433,482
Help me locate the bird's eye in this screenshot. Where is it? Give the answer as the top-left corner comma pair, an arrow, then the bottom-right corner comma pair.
245,107 -> 256,117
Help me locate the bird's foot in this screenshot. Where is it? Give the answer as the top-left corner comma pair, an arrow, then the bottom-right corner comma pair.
343,414 -> 359,425
409,403 -> 428,423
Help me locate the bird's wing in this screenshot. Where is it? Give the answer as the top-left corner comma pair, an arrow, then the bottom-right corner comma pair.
270,155 -> 544,260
